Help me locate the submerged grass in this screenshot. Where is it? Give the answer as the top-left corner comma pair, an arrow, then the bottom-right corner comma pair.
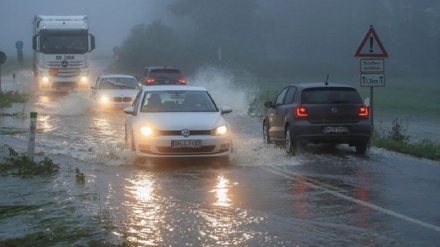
0,91 -> 29,108
0,127 -> 27,135
0,145 -> 59,176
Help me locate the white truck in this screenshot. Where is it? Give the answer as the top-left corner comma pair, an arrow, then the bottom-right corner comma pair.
32,15 -> 96,92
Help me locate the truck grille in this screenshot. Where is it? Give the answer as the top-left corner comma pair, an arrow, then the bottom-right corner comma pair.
46,61 -> 84,68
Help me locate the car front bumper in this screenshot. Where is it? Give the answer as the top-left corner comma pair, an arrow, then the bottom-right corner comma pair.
133,135 -> 232,158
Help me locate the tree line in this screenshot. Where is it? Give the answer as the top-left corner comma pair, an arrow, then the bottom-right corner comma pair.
115,0 -> 440,78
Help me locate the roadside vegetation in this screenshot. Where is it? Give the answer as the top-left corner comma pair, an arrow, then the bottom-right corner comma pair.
0,91 -> 28,108
0,145 -> 59,176
373,118 -> 440,161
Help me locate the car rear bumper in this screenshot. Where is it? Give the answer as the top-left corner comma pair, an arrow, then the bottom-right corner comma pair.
290,121 -> 371,144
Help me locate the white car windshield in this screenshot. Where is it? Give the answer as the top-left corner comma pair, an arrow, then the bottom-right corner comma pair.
140,90 -> 218,113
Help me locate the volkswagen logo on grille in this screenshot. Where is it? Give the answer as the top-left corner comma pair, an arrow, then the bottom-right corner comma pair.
331,107 -> 338,114
61,60 -> 69,68
181,129 -> 190,137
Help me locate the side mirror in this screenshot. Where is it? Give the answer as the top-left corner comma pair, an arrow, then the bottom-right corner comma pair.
220,106 -> 232,114
123,106 -> 135,115
89,34 -> 96,51
264,101 -> 274,108
32,35 -> 38,51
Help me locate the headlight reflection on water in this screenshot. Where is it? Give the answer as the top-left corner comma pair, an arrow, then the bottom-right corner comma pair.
123,175 -> 164,246
211,174 -> 232,207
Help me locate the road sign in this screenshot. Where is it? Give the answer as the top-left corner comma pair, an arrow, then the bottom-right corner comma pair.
16,40 -> 24,50
360,59 -> 384,73
354,25 -> 388,58
113,46 -> 120,55
17,49 -> 24,62
360,73 -> 385,87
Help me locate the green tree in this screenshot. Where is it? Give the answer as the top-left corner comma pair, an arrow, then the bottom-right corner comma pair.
168,0 -> 266,70
118,20 -> 182,73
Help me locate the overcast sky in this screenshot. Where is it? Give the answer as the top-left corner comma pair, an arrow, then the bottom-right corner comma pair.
0,0 -> 170,57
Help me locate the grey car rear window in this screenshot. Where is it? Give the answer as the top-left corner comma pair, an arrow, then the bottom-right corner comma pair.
302,88 -> 362,104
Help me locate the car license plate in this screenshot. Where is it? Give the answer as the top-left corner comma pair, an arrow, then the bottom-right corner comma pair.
172,140 -> 202,148
322,126 -> 349,134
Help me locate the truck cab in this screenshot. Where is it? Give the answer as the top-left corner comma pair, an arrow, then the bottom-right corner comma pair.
32,15 -> 96,92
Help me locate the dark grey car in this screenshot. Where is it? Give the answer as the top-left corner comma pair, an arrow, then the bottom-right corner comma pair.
137,66 -> 186,86
263,82 -> 371,155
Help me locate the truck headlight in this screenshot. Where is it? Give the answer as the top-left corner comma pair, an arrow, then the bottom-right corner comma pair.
81,76 -> 88,82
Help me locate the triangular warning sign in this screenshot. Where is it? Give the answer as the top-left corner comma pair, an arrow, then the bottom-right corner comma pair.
354,26 -> 388,58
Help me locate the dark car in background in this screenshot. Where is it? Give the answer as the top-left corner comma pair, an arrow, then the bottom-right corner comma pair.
263,82 -> 371,155
137,66 -> 186,86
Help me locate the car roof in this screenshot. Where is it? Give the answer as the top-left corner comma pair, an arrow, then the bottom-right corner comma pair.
143,66 -> 181,71
99,74 -> 137,79
140,85 -> 206,92
292,82 -> 357,90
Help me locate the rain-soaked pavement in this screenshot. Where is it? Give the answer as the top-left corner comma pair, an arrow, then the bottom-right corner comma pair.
1,67 -> 440,246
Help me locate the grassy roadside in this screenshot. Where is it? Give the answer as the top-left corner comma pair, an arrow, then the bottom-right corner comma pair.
372,118 -> 440,161
0,91 -> 28,107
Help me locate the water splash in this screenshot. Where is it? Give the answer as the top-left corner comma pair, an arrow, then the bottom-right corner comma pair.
189,66 -> 258,115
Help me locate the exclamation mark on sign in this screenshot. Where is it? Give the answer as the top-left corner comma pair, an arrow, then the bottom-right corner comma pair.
369,36 -> 374,53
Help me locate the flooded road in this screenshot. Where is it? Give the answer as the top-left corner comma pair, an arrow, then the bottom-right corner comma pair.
1,70 -> 440,246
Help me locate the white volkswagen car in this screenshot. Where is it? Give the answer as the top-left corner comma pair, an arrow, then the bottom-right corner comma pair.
91,74 -> 140,109
124,85 -> 233,159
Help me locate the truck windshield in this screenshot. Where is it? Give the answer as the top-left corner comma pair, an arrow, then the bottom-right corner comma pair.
40,32 -> 88,54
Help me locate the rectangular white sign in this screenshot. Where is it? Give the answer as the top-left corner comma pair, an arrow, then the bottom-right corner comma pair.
360,73 -> 385,87
360,59 -> 384,73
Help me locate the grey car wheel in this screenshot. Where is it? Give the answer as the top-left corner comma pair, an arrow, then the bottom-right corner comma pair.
285,128 -> 295,154
263,121 -> 272,144
285,127 -> 304,155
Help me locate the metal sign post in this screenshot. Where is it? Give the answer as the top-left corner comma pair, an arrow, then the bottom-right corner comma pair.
354,25 -> 388,129
27,112 -> 38,162
16,41 -> 24,65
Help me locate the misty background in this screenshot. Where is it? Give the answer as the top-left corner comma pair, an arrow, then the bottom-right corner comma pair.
1,0 -> 439,79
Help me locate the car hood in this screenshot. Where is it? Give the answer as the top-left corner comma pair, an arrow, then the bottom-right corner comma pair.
135,112 -> 226,130
95,89 -> 139,97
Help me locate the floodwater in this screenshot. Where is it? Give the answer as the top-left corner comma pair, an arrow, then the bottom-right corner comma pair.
1,67 -> 440,246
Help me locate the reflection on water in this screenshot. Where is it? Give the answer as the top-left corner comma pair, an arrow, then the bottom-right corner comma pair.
211,174 -> 232,207
123,174 -> 164,246
37,115 -> 57,132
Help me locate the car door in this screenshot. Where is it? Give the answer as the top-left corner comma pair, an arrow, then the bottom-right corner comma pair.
269,87 -> 290,139
125,90 -> 143,140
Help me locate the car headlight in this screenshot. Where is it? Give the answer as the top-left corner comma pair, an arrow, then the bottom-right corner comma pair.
140,126 -> 159,137
80,76 -> 88,83
212,125 -> 228,136
42,77 -> 49,83
100,96 -> 110,103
